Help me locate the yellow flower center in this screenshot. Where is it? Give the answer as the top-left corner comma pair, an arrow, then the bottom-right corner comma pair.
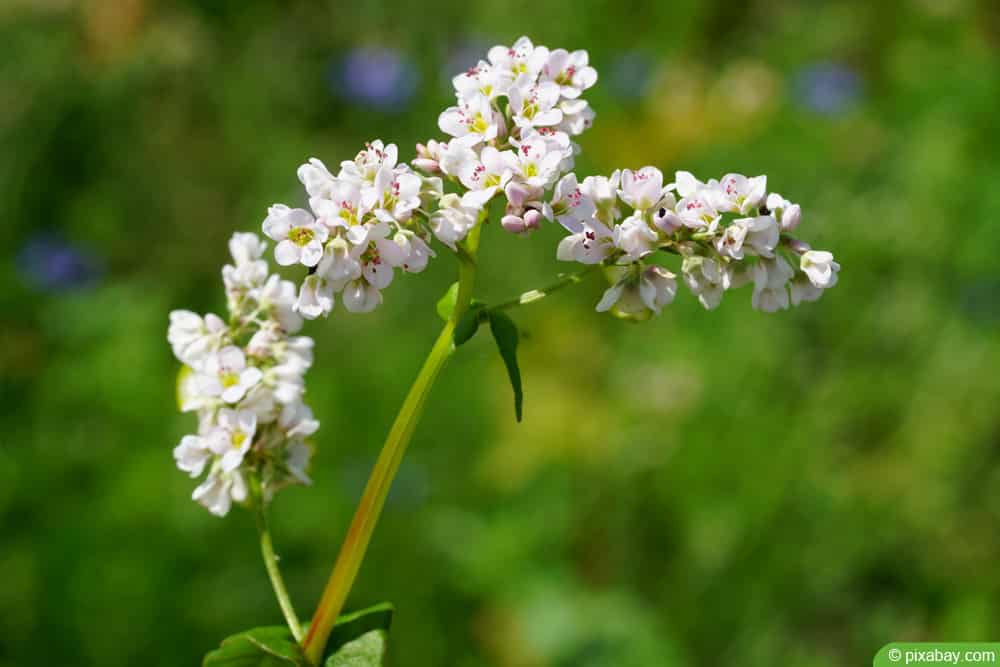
470,113 -> 490,135
289,226 -> 315,246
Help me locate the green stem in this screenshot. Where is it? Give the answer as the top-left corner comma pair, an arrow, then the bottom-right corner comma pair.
492,264 -> 600,311
301,224 -> 482,665
253,481 -> 304,642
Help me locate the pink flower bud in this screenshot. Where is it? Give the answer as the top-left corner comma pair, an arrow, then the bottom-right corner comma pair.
413,158 -> 440,173
501,214 -> 527,234
652,207 -> 682,234
505,182 -> 530,209
522,209 -> 542,230
784,237 -> 811,254
781,204 -> 801,231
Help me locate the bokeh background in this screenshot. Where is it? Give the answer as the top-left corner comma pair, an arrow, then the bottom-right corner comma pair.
3,0 -> 1000,665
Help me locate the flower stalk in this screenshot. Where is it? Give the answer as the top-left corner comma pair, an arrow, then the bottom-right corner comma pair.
301,224 -> 481,665
251,476 -> 304,642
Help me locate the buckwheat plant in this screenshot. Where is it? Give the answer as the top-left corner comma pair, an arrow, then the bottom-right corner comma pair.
169,36 -> 839,666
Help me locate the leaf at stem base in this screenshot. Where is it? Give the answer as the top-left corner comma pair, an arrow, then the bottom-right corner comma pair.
204,604 -> 393,667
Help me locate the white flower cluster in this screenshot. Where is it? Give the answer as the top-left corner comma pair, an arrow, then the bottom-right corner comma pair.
264,37 -> 598,319
417,35 -> 596,236
266,140 -> 440,317
259,35 -> 836,324
549,168 -> 839,319
168,232 -> 317,516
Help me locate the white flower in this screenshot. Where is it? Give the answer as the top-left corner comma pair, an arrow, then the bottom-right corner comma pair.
342,279 -> 383,313
438,93 -> 501,146
542,49 -> 598,98
545,173 -> 596,231
295,274 -> 336,320
640,266 -> 678,313
223,232 -> 269,300
619,167 -> 668,212
285,442 -> 313,485
790,273 -> 824,305
751,256 -> 794,313
674,171 -> 708,198
682,256 -> 732,310
507,132 -> 565,188
452,61 -> 512,101
199,346 -> 263,403
766,193 -> 801,231
297,157 -> 338,199
800,250 -> 840,288
652,205 -> 683,234
711,173 -> 767,215
339,140 -> 398,187
455,146 -> 512,205
279,401 -> 320,439
228,232 -> 268,267
168,310 -> 226,368
674,194 -> 721,230
596,266 -> 677,318
173,434 -> 211,478
367,168 -> 421,224
558,98 -> 595,136
580,171 -> 622,224
508,81 -> 563,130
255,274 -> 303,333
394,231 -> 435,273
208,408 -> 257,472
353,222 -> 406,291
263,205 -> 329,267
721,215 -> 779,258
715,222 -> 749,260
192,468 -> 248,517
557,219 -> 615,264
310,179 -> 368,231
316,237 -> 363,286
430,193 -> 481,250
487,36 -> 549,82
615,213 -> 659,261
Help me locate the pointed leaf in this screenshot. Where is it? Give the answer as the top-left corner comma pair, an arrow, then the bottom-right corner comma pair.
324,630 -> 388,667
436,282 -> 459,321
325,603 -> 393,656
453,305 -> 485,347
488,311 -> 523,422
203,626 -> 305,666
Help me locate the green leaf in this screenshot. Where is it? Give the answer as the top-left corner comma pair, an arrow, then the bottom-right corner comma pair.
203,626 -> 305,667
453,305 -> 485,347
436,282 -> 459,321
325,603 -> 393,654
324,630 -> 388,667
488,311 -> 523,422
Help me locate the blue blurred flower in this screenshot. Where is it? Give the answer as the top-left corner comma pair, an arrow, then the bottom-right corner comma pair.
608,51 -> 654,100
17,233 -> 101,292
794,62 -> 863,115
331,47 -> 420,112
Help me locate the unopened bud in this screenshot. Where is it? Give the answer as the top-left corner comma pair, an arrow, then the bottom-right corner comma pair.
413,158 -> 440,173
781,204 -> 801,231
523,209 -> 542,230
783,237 -> 811,254
505,181 -> 530,209
501,214 -> 527,234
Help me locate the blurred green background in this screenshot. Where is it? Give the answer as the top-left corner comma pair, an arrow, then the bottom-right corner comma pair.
3,0 -> 1000,665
